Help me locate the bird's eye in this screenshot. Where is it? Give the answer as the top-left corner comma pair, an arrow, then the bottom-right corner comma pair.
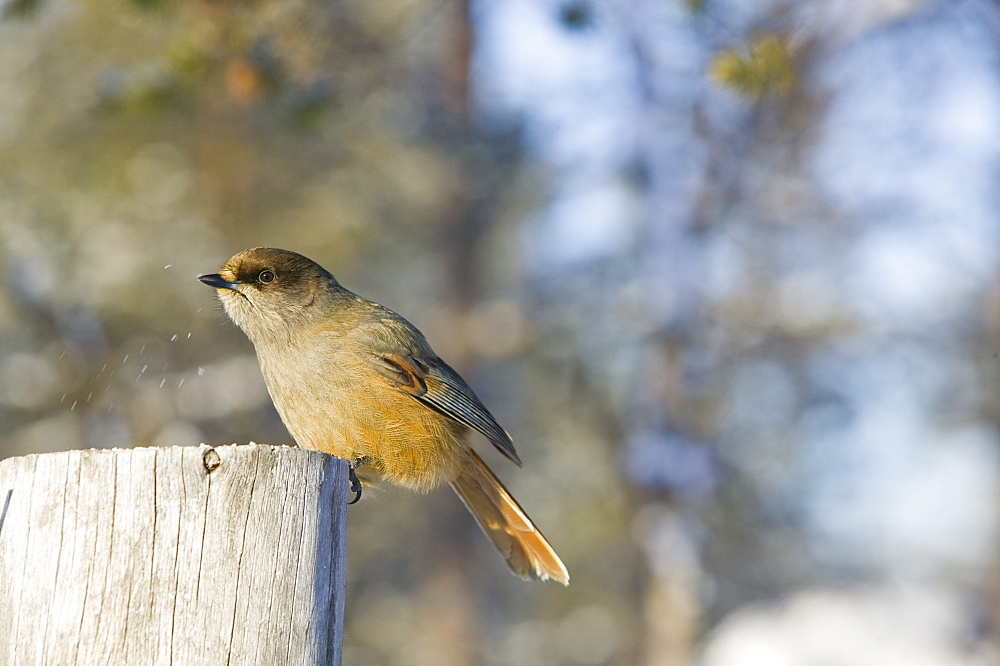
258,270 -> 275,284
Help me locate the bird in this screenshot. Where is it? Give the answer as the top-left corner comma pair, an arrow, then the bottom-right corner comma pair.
198,247 -> 568,584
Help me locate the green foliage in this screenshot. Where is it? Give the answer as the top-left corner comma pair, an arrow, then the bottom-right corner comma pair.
96,66 -> 181,114
709,34 -> 796,99
285,85 -> 336,132
127,0 -> 173,11
1,0 -> 41,19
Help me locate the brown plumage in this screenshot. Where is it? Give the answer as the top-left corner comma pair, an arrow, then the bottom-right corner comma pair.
199,247 -> 568,584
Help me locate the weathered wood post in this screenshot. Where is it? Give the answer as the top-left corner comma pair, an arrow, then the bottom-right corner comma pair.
0,444 -> 348,665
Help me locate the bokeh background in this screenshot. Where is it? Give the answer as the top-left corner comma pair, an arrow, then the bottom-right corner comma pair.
1,0 -> 998,663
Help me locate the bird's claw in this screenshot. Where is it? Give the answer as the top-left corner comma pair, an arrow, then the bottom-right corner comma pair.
347,457 -> 366,505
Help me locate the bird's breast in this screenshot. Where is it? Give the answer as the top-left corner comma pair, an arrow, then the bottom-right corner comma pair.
257,338 -> 465,491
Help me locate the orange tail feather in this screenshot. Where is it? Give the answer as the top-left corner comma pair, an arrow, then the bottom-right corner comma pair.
449,449 -> 569,585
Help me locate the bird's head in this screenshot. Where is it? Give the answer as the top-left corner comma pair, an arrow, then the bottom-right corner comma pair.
198,247 -> 339,343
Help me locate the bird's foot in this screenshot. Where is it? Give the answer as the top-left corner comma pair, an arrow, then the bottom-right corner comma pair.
347,456 -> 369,505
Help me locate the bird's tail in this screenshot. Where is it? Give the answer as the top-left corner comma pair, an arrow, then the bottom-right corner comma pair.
449,449 -> 569,585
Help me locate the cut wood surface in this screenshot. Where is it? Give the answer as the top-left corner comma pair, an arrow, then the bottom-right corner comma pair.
0,444 -> 348,665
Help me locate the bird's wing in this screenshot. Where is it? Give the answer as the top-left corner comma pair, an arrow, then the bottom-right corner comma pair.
351,318 -> 523,467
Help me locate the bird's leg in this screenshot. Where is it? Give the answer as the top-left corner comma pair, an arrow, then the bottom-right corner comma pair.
347,456 -> 370,505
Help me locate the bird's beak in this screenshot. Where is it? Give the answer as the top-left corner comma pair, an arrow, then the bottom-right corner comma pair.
198,273 -> 242,292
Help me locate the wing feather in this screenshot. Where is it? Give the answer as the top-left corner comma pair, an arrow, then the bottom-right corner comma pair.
419,363 -> 521,467
364,348 -> 522,466
348,313 -> 523,466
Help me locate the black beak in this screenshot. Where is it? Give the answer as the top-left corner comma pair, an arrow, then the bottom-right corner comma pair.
198,273 -> 242,292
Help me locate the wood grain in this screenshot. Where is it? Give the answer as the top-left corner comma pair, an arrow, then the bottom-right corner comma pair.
0,444 -> 347,665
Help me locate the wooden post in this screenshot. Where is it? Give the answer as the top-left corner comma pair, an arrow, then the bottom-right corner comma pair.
0,444 -> 348,665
